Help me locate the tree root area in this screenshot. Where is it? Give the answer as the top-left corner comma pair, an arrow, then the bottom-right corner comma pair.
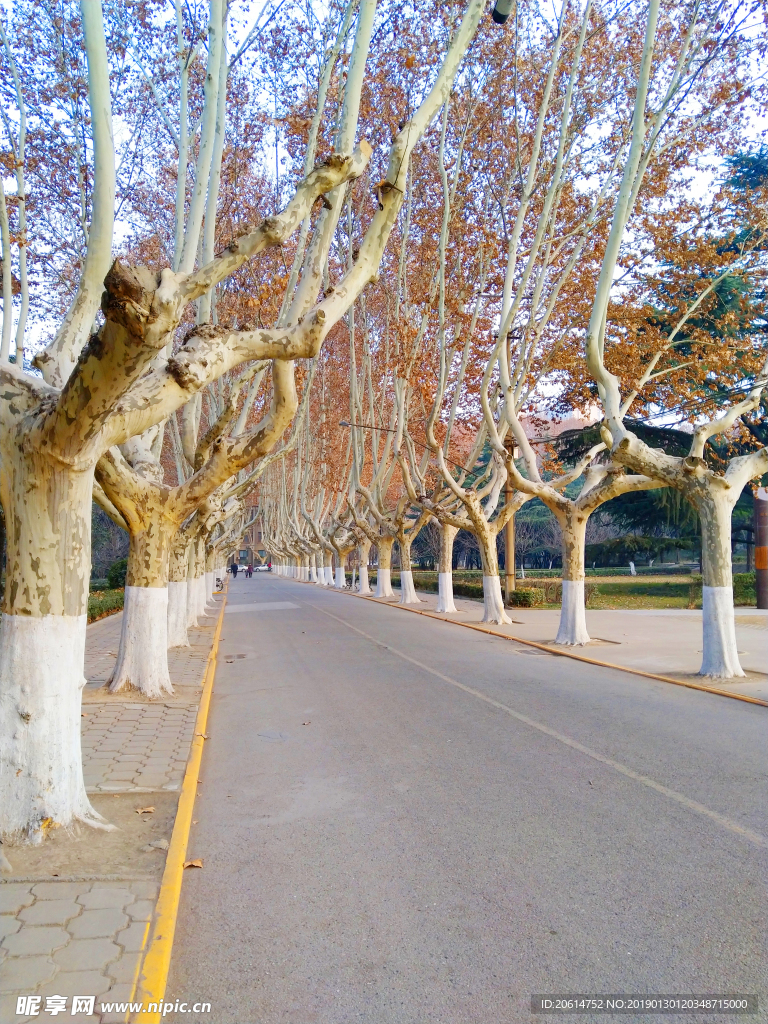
2,792 -> 179,880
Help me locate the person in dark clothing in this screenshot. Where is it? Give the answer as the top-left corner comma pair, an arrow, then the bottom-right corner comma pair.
231,563 -> 238,578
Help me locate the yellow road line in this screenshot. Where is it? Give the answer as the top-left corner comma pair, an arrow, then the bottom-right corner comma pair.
281,576 -> 767,708
131,589 -> 227,1023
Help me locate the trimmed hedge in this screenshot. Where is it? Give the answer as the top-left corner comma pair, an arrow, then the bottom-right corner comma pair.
88,588 -> 124,622
687,572 -> 756,608
361,571 -> 599,608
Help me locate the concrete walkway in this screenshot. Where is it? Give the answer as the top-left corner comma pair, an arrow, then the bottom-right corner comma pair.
165,575 -> 767,1023
1,601 -> 221,1024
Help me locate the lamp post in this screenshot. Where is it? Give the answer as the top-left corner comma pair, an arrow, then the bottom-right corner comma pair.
503,437 -> 519,602
491,0 -> 514,24
756,487 -> 768,609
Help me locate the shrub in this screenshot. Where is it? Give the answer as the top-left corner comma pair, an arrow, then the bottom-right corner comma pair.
88,589 -> 124,622
733,572 -> 756,605
507,588 -> 539,607
106,557 -> 128,590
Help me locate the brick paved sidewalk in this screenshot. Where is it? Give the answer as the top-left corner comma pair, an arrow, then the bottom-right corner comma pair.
1,598 -> 222,1023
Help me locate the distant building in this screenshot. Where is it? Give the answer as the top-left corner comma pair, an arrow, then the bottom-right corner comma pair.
237,523 -> 267,564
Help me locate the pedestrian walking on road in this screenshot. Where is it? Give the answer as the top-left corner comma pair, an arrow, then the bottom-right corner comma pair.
247,564 -> 253,578
231,562 -> 238,578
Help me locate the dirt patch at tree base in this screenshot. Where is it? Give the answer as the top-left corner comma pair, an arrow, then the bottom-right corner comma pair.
2,792 -> 179,881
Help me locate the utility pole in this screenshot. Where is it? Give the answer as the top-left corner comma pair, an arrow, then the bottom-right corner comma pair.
503,437 -> 518,603
756,487 -> 768,609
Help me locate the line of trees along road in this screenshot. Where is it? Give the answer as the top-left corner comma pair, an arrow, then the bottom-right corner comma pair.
0,0 -> 766,842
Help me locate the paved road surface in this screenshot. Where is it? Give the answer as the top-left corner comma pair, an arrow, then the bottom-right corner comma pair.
166,575 -> 767,1023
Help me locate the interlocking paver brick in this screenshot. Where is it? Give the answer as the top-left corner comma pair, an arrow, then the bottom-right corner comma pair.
128,881 -> 158,899
133,776 -> 169,787
0,916 -> 22,940
125,900 -> 154,922
32,882 -> 90,901
0,884 -> 33,913
99,983 -> 141,1023
67,908 -> 129,939
1,993 -> 36,1022
37,968 -> 113,997
106,949 -> 142,984
77,889 -> 133,911
0,954 -> 57,992
52,937 -> 121,971
115,921 -> 148,953
2,926 -> 70,957
18,901 -> 81,926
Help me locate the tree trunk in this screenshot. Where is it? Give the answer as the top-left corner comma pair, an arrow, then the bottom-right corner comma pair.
476,524 -> 510,624
323,550 -> 334,586
205,544 -> 216,605
358,539 -> 371,594
375,536 -> 395,598
437,523 -> 458,613
167,539 -> 189,648
107,524 -> 174,696
553,511 -> 590,646
0,455 -> 110,839
335,563 -> 346,588
698,492 -> 743,678
186,539 -> 203,628
398,537 -> 421,605
309,553 -> 318,583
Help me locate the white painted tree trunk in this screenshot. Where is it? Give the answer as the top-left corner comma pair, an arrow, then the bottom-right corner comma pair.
554,514 -> 591,646
358,540 -> 371,594
437,573 -> 457,613
482,575 -> 511,625
107,586 -> 173,697
701,587 -> 743,678
309,554 -> 318,583
186,574 -> 200,628
335,565 -> 346,588
323,552 -> 334,586
436,524 -> 458,613
205,571 -> 215,604
699,496 -> 744,678
194,574 -> 208,619
0,614 -> 110,840
375,537 -> 395,598
167,581 -> 190,648
554,581 -> 590,646
399,569 -> 421,604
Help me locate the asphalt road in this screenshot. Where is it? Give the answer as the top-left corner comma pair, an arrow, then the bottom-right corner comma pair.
166,575 -> 767,1024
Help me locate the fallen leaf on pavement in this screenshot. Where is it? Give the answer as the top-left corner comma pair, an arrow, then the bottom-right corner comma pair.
136,806 -> 155,814
302,721 -> 311,726
197,733 -> 210,739
184,859 -> 203,869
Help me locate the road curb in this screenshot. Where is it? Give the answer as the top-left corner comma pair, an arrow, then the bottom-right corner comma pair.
279,575 -> 768,708
131,588 -> 227,1023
